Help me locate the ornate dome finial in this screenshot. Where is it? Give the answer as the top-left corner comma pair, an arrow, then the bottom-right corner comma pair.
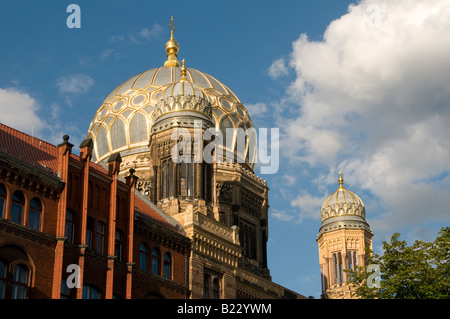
338,171 -> 344,188
180,59 -> 187,80
164,16 -> 180,67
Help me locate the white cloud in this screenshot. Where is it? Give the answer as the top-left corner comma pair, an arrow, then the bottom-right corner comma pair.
283,174 -> 296,186
290,193 -> 324,223
271,209 -> 295,222
268,58 -> 289,79
0,88 -> 46,136
275,0 -> 450,231
245,102 -> 268,118
128,23 -> 163,44
57,74 -> 95,94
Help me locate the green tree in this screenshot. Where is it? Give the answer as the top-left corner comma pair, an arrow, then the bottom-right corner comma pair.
347,227 -> 449,299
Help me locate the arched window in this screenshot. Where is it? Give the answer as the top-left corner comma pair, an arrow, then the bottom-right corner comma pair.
11,264 -> 29,299
115,230 -> 123,261
163,253 -> 171,280
0,245 -> 33,299
82,285 -> 101,299
11,191 -> 25,225
139,244 -> 148,271
29,198 -> 42,231
65,210 -> 76,244
0,184 -> 6,219
152,249 -> 160,275
0,259 -> 6,299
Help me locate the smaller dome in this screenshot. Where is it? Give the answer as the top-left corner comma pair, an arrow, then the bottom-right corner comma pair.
321,172 -> 364,216
318,172 -> 372,237
153,60 -> 213,125
161,61 -> 207,101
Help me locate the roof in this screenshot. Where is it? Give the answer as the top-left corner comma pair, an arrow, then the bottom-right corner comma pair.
134,190 -> 185,235
0,122 -> 59,175
0,122 -> 184,236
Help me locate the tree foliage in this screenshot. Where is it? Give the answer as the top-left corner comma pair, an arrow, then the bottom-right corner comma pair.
347,227 -> 449,299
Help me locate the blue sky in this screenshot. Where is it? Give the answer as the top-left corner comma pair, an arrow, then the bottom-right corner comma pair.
1,0 -> 450,298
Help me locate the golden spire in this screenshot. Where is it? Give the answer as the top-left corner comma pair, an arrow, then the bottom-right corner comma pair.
338,171 -> 344,189
164,16 -> 180,67
180,59 -> 187,81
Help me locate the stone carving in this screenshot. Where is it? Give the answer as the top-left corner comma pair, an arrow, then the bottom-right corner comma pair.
154,94 -> 212,120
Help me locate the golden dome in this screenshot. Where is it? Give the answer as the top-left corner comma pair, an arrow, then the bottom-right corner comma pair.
87,19 -> 254,167
318,172 -> 371,236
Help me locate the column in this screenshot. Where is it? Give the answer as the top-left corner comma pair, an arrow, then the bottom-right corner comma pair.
51,135 -> 73,299
105,153 -> 121,299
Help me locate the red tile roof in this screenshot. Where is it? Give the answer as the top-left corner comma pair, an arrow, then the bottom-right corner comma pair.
134,194 -> 182,234
0,122 -> 182,234
0,122 -> 59,174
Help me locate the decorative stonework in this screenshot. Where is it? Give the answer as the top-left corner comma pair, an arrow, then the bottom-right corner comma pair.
321,202 -> 365,221
154,94 -> 212,121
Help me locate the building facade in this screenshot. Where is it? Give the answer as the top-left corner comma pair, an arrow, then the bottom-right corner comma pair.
0,123 -> 189,299
317,172 -> 373,299
0,18 -> 305,299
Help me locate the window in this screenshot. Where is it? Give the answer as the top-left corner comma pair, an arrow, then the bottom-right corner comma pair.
152,249 -> 160,275
85,217 -> 94,250
0,184 -> 6,219
332,252 -> 343,285
0,246 -> 32,299
60,279 -> 71,299
168,160 -> 174,197
347,251 -> 358,270
11,191 -> 25,225
11,264 -> 29,299
203,164 -> 211,201
115,230 -> 123,261
162,160 -> 168,199
180,163 -> 187,196
163,252 -> 171,280
180,162 -> 195,197
0,259 -> 6,299
203,273 -> 222,299
29,198 -> 42,231
96,222 -> 105,254
347,251 -> 358,281
239,222 -> 256,259
82,285 -> 101,299
65,210 -> 76,243
187,162 -> 194,196
203,274 -> 210,299
212,278 -> 220,299
139,244 -> 148,271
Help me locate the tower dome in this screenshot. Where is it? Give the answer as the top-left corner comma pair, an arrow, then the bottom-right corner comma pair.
318,172 -> 372,237
87,21 -> 255,168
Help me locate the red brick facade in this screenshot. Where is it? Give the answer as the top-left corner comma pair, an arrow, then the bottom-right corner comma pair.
0,123 -> 190,299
